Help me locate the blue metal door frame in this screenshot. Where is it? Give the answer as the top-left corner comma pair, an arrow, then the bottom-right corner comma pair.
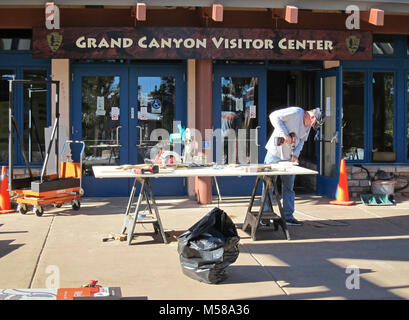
212,64 -> 267,195
71,62 -> 187,196
316,67 -> 342,198
71,64 -> 130,196
129,63 -> 187,196
0,52 -> 50,167
405,66 -> 409,161
341,35 -> 409,164
343,58 -> 409,163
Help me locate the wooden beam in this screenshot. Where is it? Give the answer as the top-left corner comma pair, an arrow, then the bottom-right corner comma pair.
285,5 -> 298,24
323,60 -> 340,69
369,8 -> 384,26
212,3 -> 223,22
135,2 -> 146,21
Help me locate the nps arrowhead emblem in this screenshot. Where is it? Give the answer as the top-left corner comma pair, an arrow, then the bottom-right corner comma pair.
346,35 -> 360,55
47,32 -> 63,53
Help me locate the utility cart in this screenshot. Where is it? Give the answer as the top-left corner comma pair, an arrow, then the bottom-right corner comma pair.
7,79 -> 84,216
15,140 -> 85,216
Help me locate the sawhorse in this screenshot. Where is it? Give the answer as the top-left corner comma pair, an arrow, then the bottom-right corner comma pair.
121,177 -> 168,245
242,175 -> 290,241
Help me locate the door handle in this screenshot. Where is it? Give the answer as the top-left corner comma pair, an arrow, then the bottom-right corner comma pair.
255,126 -> 261,146
314,131 -> 338,143
115,125 -> 122,146
330,132 -> 338,144
136,126 -> 143,146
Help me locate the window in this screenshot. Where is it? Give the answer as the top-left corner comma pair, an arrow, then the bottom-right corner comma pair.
220,77 -> 258,164
0,71 -> 15,162
373,34 -> 394,55
81,76 -> 121,175
407,36 -> 409,55
0,29 -> 31,51
23,70 -> 48,163
407,73 -> 409,159
0,49 -> 50,166
136,76 -> 177,164
372,72 -> 394,158
343,72 -> 365,160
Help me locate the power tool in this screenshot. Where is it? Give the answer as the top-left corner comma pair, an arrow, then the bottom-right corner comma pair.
274,132 -> 296,158
132,165 -> 159,175
274,132 -> 295,146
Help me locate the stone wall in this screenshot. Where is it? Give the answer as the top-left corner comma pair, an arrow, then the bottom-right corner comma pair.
296,161 -> 409,200
346,165 -> 409,199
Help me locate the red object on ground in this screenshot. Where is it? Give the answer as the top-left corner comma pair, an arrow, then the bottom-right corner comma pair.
0,166 -> 16,214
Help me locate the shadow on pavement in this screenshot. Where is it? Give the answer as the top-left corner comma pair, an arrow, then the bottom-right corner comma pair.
0,239 -> 24,259
236,233 -> 409,299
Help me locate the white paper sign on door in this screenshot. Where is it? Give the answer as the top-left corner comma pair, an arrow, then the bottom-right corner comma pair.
249,105 -> 256,119
140,93 -> 149,107
111,107 -> 120,120
96,96 -> 106,116
139,106 -> 148,120
236,98 -> 243,111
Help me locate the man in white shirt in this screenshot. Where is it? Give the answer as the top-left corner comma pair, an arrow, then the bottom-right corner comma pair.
263,106 -> 323,226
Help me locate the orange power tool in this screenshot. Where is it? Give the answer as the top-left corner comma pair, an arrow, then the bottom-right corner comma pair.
132,165 -> 159,175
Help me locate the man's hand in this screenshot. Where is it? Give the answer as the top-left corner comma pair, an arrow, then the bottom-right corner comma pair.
284,135 -> 294,144
290,155 -> 299,163
285,132 -> 296,144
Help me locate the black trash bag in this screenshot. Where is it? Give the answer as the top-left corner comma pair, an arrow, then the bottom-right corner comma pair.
177,207 -> 240,284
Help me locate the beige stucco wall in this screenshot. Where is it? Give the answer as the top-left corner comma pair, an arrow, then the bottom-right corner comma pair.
51,59 -> 70,139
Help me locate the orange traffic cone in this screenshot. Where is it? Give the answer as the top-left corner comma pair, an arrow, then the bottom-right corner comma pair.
0,166 -> 16,214
329,158 -> 355,206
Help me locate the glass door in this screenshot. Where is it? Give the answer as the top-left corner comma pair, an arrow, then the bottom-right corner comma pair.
23,69 -> 49,164
213,65 -> 267,195
72,66 -> 129,196
129,64 -> 187,196
0,70 -> 15,164
316,68 -> 342,198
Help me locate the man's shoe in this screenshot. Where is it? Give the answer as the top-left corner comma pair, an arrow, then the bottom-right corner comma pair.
285,218 -> 303,226
260,219 -> 271,227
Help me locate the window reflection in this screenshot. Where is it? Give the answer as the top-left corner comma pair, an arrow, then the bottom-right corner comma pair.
23,70 -> 48,163
137,76 -> 176,164
373,34 -> 394,55
17,39 -> 31,50
221,77 -> 258,164
0,29 -> 32,51
373,72 -> 394,156
343,72 -> 365,160
0,38 -> 31,50
407,36 -> 409,55
407,73 -> 409,159
0,39 -> 12,50
81,76 -> 121,175
0,71 -> 14,162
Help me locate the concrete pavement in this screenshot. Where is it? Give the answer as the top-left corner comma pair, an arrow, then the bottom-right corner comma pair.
1,194 -> 409,300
